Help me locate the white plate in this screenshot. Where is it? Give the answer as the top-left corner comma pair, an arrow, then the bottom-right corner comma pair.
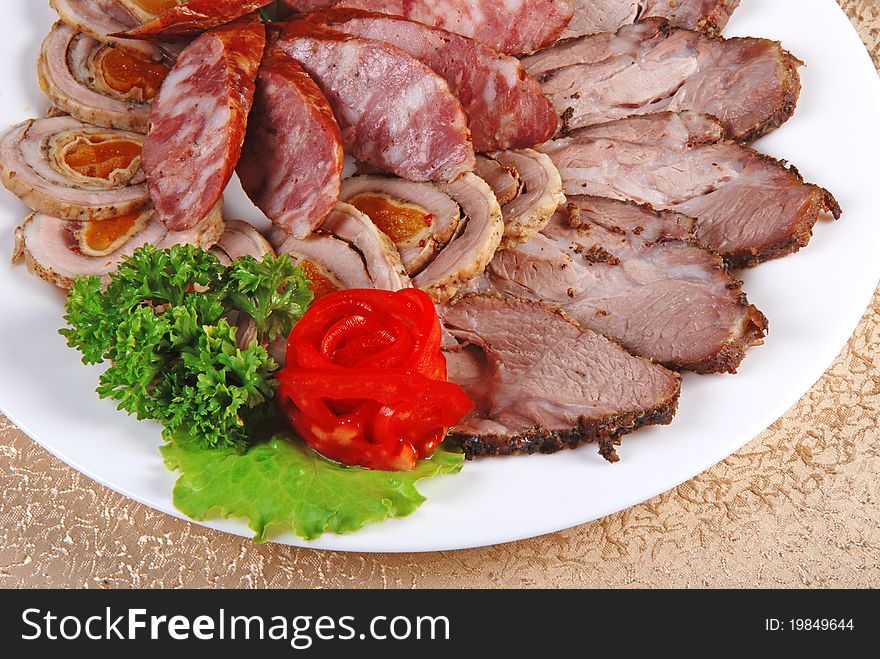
1,0 -> 878,553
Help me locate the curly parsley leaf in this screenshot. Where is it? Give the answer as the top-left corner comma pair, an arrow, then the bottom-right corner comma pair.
60,244 -> 311,451
161,435 -> 465,541
224,254 -> 313,343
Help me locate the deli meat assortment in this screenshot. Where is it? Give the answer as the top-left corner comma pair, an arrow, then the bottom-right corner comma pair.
1,0 -> 842,462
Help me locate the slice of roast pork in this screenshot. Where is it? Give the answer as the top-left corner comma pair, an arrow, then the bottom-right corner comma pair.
0,117 -> 150,222
339,175 -> 462,275
443,295 -> 681,461
474,156 -> 521,206
487,197 -> 768,373
412,173 -> 504,302
524,18 -> 801,142
540,111 -> 841,268
484,149 -> 566,247
39,23 -> 170,133
12,202 -> 224,290
562,0 -> 740,39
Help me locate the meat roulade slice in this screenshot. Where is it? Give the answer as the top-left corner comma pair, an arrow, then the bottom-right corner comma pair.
117,1 -> 275,39
13,201 -> 224,290
143,16 -> 265,230
339,176 -> 461,276
38,22 -> 171,132
0,116 -> 150,222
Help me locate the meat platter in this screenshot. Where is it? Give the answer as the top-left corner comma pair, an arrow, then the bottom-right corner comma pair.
0,0 -> 878,551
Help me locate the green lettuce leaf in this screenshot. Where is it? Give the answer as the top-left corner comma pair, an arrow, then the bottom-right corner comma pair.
161,435 -> 465,542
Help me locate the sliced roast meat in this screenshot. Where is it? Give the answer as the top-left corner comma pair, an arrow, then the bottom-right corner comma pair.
562,0 -> 740,39
215,219 -> 275,261
340,175 -> 461,275
412,173 -> 504,302
488,197 -> 768,373
0,117 -> 150,221
118,1 -> 274,38
321,203 -> 411,291
328,0 -> 575,55
305,9 -> 558,151
50,0 -> 171,61
144,16 -> 265,230
489,149 -> 565,246
13,210 -> 165,289
238,49 -> 343,238
279,21 -> 474,182
524,19 -> 801,142
443,295 -> 681,460
474,156 -> 521,207
540,112 -> 841,267
38,23 -> 170,133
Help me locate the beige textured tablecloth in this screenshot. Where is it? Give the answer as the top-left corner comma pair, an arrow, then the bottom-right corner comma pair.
1,1 -> 878,589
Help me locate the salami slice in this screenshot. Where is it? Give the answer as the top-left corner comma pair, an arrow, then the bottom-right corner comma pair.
118,0 -> 275,39
238,49 -> 344,238
307,9 -> 558,152
279,21 -> 474,182
332,0 -> 575,55
143,16 -> 265,230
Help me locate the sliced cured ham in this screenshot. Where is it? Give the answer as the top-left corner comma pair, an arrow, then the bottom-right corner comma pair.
486,149 -> 565,246
38,22 -> 170,132
487,198 -> 768,373
562,0 -> 740,39
339,176 -> 461,275
412,173 -> 504,302
118,1 -> 275,39
443,296 -> 681,460
50,0 -> 172,61
524,18 -> 802,142
329,0 -> 575,55
0,116 -> 150,221
540,112 -> 841,267
279,21 -> 475,182
238,49 -> 343,238
144,16 -> 265,230
305,9 -> 558,152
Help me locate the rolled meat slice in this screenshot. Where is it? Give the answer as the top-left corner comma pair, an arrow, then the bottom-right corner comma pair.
118,1 -> 275,39
562,0 -> 740,39
39,22 -> 171,132
474,156 -> 521,207
330,0 -> 575,55
278,21 -> 475,182
144,16 -> 265,230
540,111 -> 842,267
274,229 -> 374,299
50,0 -> 171,61
320,203 -> 411,291
339,176 -> 461,275
14,201 -> 225,289
0,116 -> 150,221
305,9 -> 558,152
412,173 -> 504,302
443,295 -> 681,460
215,219 -> 275,261
486,149 -> 565,246
238,49 -> 343,238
